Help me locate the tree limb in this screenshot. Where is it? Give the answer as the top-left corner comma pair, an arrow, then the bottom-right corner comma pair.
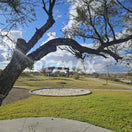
25,18 -> 55,54
116,0 -> 132,13
0,0 -> 20,14
103,49 -> 122,61
103,0 -> 109,42
98,34 -> 132,50
42,0 -> 56,17
103,0 -> 116,40
27,38 -> 107,62
75,32 -> 100,41
42,0 -> 49,15
105,35 -> 132,47
24,0 -> 56,54
0,0 -> 8,3
87,3 -> 104,44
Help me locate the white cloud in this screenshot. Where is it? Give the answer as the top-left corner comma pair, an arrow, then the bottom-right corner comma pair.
57,15 -> 62,18
0,44 -> 8,69
0,61 -> 10,69
63,0 -> 102,37
47,32 -> 56,40
0,30 -> 22,69
2,30 -> 22,49
41,32 -> 56,46
32,61 -> 43,72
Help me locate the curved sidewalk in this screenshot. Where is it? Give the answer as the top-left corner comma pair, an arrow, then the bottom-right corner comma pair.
0,117 -> 114,132
90,78 -> 132,90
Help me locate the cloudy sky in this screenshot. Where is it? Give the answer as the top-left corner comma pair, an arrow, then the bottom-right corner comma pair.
33,32 -> 130,73
0,0 -> 131,73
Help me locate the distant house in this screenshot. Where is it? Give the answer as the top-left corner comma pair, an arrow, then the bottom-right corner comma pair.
43,67 -> 69,77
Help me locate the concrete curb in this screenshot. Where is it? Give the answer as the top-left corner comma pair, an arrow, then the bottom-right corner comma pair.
29,87 -> 92,97
0,117 -> 114,132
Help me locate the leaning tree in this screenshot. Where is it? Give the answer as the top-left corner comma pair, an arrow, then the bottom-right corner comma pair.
0,0 -> 132,105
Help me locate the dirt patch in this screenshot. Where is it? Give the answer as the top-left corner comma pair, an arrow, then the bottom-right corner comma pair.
2,88 -> 31,105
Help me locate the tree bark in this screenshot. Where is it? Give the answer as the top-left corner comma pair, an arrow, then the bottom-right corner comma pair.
0,1 -> 56,105
0,0 -> 56,106
0,40 -> 33,106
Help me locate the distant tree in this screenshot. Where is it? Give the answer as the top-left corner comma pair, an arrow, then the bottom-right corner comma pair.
92,72 -> 99,78
63,0 -> 132,62
71,67 -> 81,73
73,73 -> 79,80
40,67 -> 47,76
127,71 -> 132,76
0,0 -> 132,105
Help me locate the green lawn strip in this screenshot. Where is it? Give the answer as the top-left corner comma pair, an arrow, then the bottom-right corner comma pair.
0,90 -> 131,132
14,76 -> 129,90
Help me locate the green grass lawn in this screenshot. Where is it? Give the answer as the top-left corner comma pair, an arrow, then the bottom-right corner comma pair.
0,75 -> 132,132
0,90 -> 132,132
14,76 -> 130,90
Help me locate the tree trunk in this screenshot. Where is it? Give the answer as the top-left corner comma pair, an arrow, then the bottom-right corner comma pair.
0,49 -> 33,106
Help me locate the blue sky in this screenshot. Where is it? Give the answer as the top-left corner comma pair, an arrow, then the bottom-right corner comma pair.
0,0 -> 131,73
22,1 -> 70,44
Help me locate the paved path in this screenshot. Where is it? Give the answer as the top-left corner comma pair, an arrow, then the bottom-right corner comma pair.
0,117 -> 114,132
90,78 -> 132,90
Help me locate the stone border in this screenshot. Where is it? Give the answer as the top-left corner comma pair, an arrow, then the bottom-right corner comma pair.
29,87 -> 92,97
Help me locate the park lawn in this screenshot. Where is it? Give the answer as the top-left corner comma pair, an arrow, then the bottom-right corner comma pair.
0,90 -> 132,132
14,76 -> 130,90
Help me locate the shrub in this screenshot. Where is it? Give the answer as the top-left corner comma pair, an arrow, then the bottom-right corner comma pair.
110,78 -> 120,82
73,73 -> 79,80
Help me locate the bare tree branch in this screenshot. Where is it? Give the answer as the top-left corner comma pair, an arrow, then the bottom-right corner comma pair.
24,0 -> 56,54
87,3 -> 104,44
59,46 -> 76,56
107,19 -> 116,40
0,0 -> 20,14
116,0 -> 132,13
42,0 -> 49,15
0,0 -> 8,3
42,0 -> 56,17
26,18 -> 55,54
27,38 -> 108,62
73,31 -> 100,40
103,0 -> 116,40
103,49 -> 122,61
104,0 -> 109,42
104,35 -> 132,47
97,34 -> 132,51
59,46 -> 86,60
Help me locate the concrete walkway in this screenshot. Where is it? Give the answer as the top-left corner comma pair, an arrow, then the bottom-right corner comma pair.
90,78 -> 132,90
0,117 -> 114,132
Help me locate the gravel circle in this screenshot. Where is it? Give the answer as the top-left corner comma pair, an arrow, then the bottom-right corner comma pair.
30,88 -> 92,97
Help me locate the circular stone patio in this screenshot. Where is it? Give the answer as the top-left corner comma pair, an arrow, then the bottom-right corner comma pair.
29,88 -> 91,97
